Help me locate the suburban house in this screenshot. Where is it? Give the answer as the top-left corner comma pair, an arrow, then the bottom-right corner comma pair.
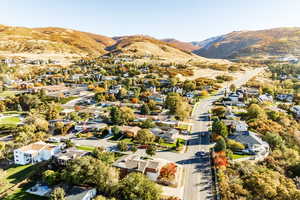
113,155 -> 175,182
26,185 -> 96,200
53,147 -> 90,166
29,84 -> 69,94
244,88 -> 260,97
74,122 -> 107,132
276,94 -> 294,102
229,131 -> 270,157
291,105 -> 300,118
151,127 -> 179,143
258,94 -> 273,102
148,93 -> 166,104
14,141 -> 63,165
119,126 -> 141,137
65,186 -> 96,200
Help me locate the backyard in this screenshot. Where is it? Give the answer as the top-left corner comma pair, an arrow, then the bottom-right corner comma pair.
0,116 -> 21,125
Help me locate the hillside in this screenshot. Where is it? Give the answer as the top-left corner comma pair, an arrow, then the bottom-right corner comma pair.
0,25 -> 115,55
193,27 -> 300,59
162,38 -> 199,52
107,35 -> 204,62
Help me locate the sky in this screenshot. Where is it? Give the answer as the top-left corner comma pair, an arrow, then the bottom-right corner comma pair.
1,0 -> 300,41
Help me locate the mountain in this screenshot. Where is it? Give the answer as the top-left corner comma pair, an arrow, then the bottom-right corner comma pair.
193,27 -> 300,59
107,35 -> 203,62
191,35 -> 225,49
161,38 -> 199,52
0,25 -> 115,55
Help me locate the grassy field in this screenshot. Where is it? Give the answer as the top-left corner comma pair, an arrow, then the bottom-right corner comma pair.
76,145 -> 95,152
0,116 -> 21,125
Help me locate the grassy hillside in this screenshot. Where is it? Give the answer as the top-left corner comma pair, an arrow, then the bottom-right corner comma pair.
193,27 -> 300,59
0,25 -> 115,55
162,38 -> 199,52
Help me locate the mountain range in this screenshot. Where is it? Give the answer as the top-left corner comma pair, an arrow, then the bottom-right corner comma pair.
0,24 -> 299,61
192,27 -> 300,59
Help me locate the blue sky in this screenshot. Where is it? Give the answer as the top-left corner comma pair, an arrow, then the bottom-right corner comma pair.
1,0 -> 300,41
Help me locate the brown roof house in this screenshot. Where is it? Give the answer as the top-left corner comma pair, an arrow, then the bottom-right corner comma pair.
113,154 -> 179,183
118,126 -> 141,137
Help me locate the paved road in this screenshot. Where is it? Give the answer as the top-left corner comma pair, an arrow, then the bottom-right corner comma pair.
183,67 -> 264,200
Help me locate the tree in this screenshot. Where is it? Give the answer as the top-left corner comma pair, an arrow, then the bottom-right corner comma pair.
118,141 -> 128,151
227,139 -> 245,151
131,145 -> 138,152
141,104 -> 151,115
93,147 -> 115,164
174,101 -> 191,120
165,92 -> 181,113
158,163 -> 177,182
146,145 -> 156,156
65,139 -> 74,148
229,84 -> 236,92
120,107 -> 135,124
212,106 -> 226,118
94,196 -> 108,200
0,101 -> 6,112
136,129 -> 155,144
110,106 -> 122,125
183,80 -> 196,91
214,137 -> 226,152
263,132 -> 283,149
117,173 -> 162,200
212,120 -> 228,138
247,104 -> 265,119
62,157 -> 119,195
43,170 -> 59,185
111,126 -> 120,137
50,187 -> 65,200
141,119 -> 155,128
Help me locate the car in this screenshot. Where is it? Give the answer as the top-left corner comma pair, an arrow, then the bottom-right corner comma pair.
196,151 -> 206,157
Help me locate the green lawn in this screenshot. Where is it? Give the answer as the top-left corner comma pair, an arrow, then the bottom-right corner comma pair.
120,138 -> 134,144
231,154 -> 251,160
1,164 -> 35,194
3,182 -> 47,200
0,91 -> 17,98
0,116 -> 21,125
76,145 -> 95,152
159,138 -> 186,149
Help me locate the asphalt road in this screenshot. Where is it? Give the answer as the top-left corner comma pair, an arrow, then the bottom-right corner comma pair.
182,67 -> 264,200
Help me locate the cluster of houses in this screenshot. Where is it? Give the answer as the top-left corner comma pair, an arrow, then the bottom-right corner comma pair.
220,88 -> 271,161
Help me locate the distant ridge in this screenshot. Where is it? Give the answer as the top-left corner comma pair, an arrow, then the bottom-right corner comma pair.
192,27 -> 300,59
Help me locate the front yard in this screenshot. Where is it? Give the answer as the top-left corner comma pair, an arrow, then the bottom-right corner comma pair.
1,164 -> 43,200
0,116 -> 21,125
